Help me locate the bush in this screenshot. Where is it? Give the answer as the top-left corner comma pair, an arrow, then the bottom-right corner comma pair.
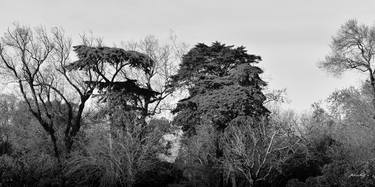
0,152 -> 60,186
135,161 -> 184,187
0,141 -> 12,156
63,117 -> 165,187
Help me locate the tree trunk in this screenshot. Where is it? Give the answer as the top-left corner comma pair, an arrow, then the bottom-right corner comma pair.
249,179 -> 254,187
49,132 -> 61,164
127,181 -> 133,187
64,136 -> 73,154
369,71 -> 375,119
65,97 -> 88,153
230,173 -> 237,187
216,130 -> 225,187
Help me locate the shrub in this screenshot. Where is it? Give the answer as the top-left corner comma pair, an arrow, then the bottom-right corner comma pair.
0,141 -> 12,156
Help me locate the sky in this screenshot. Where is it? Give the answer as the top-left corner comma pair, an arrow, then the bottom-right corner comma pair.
0,0 -> 374,113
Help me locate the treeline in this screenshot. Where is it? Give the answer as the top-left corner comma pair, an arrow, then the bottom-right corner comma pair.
0,20 -> 375,187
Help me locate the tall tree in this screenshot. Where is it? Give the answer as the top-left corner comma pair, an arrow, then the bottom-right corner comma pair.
0,25 -> 99,160
66,45 -> 160,125
320,19 -> 375,114
171,42 -> 269,135
63,36 -> 186,186
67,35 -> 186,125
171,42 -> 270,186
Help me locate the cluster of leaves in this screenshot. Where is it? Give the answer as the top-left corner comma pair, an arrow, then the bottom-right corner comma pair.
68,45 -> 154,72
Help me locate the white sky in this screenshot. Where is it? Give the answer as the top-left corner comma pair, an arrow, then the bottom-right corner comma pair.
0,0 -> 374,113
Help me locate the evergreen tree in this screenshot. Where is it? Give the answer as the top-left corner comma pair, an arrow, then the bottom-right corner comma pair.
171,42 -> 270,186
171,42 -> 269,135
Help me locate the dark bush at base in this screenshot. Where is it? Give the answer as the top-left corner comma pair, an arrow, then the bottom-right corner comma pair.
0,141 -> 12,156
135,161 -> 184,187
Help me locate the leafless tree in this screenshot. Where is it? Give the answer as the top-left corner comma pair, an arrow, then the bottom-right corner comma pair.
220,119 -> 300,186
175,122 -> 218,186
320,19 -> 375,113
0,24 -> 100,161
121,35 -> 188,117
64,109 -> 164,187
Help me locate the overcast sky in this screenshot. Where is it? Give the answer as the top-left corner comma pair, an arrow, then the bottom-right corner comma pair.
0,0 -> 374,112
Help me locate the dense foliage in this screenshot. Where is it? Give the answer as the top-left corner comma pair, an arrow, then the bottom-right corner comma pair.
171,42 -> 269,134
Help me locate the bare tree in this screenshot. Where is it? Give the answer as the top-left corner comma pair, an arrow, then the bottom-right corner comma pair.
64,104 -> 165,187
175,122 -> 219,187
220,119 -> 300,186
320,19 -> 375,113
121,35 -> 188,116
0,24 -> 99,160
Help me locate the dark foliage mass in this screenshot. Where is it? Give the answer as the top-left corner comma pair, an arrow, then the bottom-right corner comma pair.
67,45 -> 160,106
67,45 -> 154,72
171,42 -> 269,135
1,20 -> 375,187
0,141 -> 11,156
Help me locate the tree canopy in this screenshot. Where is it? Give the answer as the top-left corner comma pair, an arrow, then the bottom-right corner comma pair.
171,42 -> 269,134
67,45 -> 159,99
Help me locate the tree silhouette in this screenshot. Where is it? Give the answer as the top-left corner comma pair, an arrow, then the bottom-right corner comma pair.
320,20 -> 375,116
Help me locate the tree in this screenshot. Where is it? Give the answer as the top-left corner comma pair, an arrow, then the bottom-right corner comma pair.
171,42 -> 270,186
120,35 -> 188,116
171,42 -> 269,135
0,94 -> 18,156
0,24 -> 99,160
319,19 -> 375,114
175,122 -> 218,187
64,108 -> 165,187
221,118 -> 298,186
66,44 -> 170,126
326,83 -> 375,163
63,36 -> 186,186
328,84 -> 375,127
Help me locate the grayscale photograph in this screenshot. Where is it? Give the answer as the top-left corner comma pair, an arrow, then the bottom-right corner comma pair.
0,0 -> 374,186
